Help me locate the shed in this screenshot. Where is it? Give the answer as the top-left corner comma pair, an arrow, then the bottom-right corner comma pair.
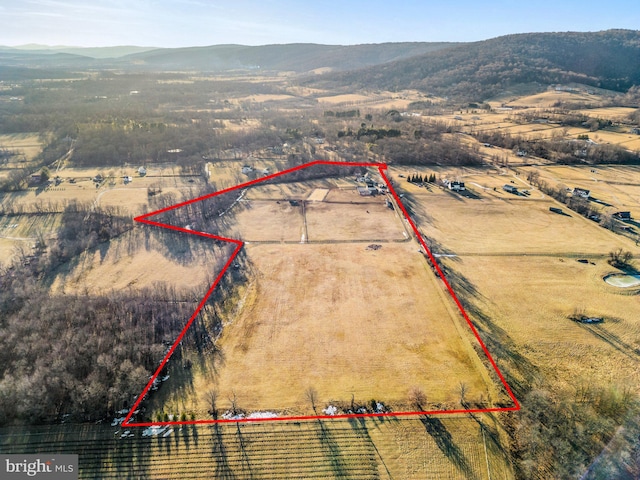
614,211 -> 631,221
573,187 -> 590,199
503,184 -> 518,194
448,181 -> 466,191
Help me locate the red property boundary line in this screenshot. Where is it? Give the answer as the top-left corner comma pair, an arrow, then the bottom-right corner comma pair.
123,160 -> 520,427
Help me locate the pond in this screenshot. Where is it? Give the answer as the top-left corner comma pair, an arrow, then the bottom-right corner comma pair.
604,273 -> 640,288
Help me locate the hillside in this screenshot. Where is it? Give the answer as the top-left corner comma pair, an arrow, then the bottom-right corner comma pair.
308,30 -> 640,100
0,42 -> 455,73
117,42 -> 455,72
1,45 -> 157,58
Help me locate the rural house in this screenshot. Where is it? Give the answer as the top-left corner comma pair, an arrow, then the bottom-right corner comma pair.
503,184 -> 518,194
357,186 -> 377,196
614,211 -> 632,221
447,181 -> 466,191
573,187 -> 590,199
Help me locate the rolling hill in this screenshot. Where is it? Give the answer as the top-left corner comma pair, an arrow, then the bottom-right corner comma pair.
0,42 -> 455,73
1,31 -> 639,100
308,30 -> 640,100
117,42 -> 455,72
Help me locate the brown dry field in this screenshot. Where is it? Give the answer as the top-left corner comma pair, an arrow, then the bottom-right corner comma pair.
0,238 -> 21,265
307,187 -> 329,201
405,182 -> 633,255
367,98 -> 419,110
504,90 -> 606,108
317,93 -> 377,104
305,200 -> 407,242
0,212 -> 60,239
521,165 -> 640,219
49,230 -> 224,295
0,133 -> 43,160
578,106 -> 638,120
166,241 -> 502,416
368,416 -> 514,479
0,213 -> 60,264
231,94 -> 298,103
228,200 -> 304,242
583,130 -> 640,150
243,177 -> 364,201
451,255 -> 640,395
393,165 -> 640,399
0,171 -> 204,217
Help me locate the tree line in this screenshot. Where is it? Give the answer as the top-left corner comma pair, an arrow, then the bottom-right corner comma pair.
0,201 -> 235,425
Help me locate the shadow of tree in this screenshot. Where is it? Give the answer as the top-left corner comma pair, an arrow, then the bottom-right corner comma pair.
211,423 -> 236,480
314,419 -> 350,477
419,415 -> 479,480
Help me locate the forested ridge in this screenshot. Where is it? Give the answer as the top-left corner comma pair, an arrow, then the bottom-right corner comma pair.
311,30 -> 640,100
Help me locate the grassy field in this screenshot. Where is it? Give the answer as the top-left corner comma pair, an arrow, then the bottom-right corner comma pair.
0,133 -> 44,162
392,165 -> 640,401
0,213 -> 60,264
317,93 -> 378,104
158,240 -> 502,417
394,178 -> 633,256
502,89 -> 611,108
230,200 -> 304,242
520,165 -> 640,219
48,230 -> 226,296
577,106 -> 637,120
305,199 -> 407,242
149,171 -> 507,418
452,255 -> 640,394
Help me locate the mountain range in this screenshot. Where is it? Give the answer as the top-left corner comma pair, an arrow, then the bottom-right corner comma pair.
1,30 -> 639,101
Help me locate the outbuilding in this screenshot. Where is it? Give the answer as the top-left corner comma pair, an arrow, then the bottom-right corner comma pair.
614,211 -> 632,221
573,187 -> 590,199
503,184 -> 518,194
448,181 -> 466,191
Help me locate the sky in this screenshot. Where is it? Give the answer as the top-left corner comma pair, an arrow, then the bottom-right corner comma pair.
0,0 -> 639,47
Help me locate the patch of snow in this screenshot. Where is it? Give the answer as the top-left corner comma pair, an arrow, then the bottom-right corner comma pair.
247,411 -> 278,419
323,405 -> 338,416
142,426 -> 167,437
221,411 -> 246,420
111,417 -> 126,426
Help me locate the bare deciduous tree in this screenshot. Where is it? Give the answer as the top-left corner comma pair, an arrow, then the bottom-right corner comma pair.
458,382 -> 468,406
305,387 -> 318,414
409,386 -> 427,411
204,389 -> 218,419
609,248 -> 633,268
